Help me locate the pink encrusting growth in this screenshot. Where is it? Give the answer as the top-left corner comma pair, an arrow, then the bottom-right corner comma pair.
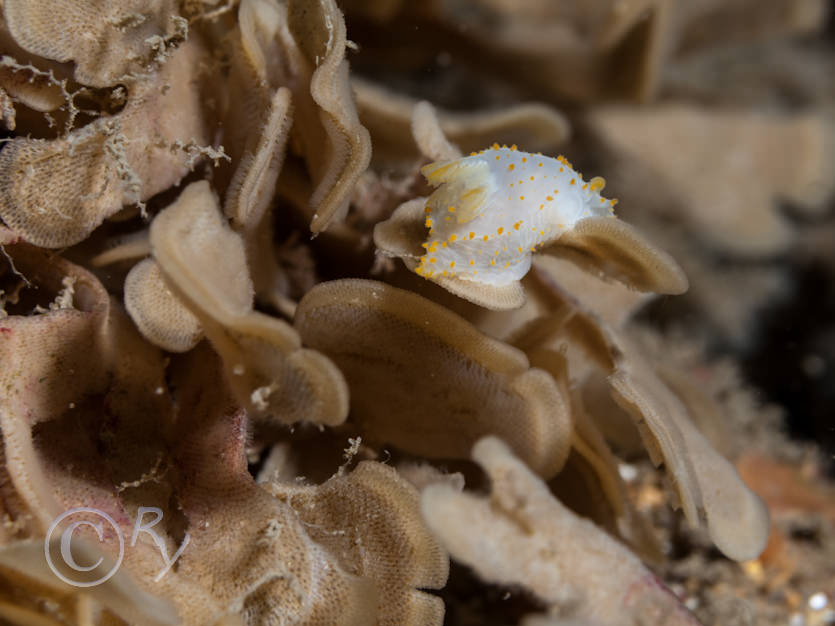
415,144 -> 617,284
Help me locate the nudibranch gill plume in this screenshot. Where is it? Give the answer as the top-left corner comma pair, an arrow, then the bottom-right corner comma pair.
415,144 -> 618,284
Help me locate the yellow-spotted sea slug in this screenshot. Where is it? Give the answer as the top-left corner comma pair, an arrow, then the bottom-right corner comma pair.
375,142 -> 686,310
415,144 -> 616,283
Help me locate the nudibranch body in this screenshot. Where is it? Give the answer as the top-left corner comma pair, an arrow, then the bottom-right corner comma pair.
415,145 -> 617,285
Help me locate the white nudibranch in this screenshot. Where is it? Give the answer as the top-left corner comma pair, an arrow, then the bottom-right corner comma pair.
414,144 -> 617,284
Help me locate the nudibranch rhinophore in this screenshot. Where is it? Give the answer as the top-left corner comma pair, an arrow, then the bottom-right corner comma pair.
414,144 -> 617,284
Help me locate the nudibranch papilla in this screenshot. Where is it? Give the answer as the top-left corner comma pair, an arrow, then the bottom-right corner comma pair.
414,144 -> 618,284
